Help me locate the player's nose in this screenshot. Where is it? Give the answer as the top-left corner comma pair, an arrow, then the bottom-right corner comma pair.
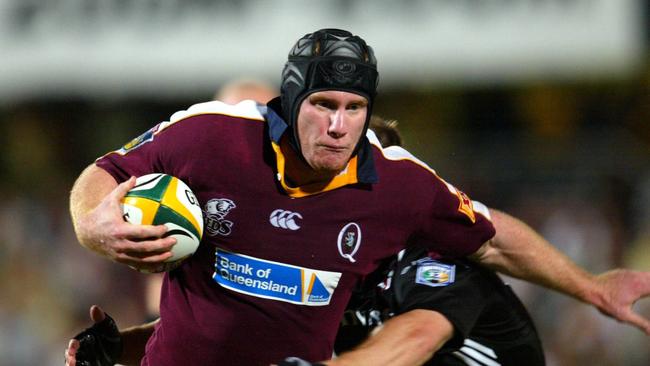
328,110 -> 346,138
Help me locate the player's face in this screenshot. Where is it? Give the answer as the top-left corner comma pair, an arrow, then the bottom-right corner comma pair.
296,91 -> 368,174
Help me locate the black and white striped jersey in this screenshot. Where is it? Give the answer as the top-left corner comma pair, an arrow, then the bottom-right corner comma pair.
336,248 -> 545,366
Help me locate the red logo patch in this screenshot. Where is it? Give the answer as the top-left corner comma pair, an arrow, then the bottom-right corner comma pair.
456,191 -> 476,223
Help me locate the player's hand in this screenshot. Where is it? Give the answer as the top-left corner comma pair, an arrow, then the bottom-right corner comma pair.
65,305 -> 122,366
77,176 -> 176,270
594,269 -> 650,335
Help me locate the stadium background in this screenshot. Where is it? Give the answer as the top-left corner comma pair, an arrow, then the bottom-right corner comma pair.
0,1 -> 648,365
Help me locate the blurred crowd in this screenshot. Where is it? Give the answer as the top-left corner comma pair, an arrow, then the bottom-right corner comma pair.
0,71 -> 648,365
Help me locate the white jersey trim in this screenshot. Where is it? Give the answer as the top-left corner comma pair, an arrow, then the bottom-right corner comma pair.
105,100 -> 266,157
365,128 -> 437,176
452,338 -> 501,366
464,339 -> 497,358
471,200 -> 491,221
162,99 -> 265,132
366,130 -> 492,223
365,129 -> 383,148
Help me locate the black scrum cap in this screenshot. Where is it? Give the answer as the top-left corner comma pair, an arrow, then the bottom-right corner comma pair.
280,28 -> 379,158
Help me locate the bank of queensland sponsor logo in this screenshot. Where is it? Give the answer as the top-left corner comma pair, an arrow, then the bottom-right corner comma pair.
204,198 -> 236,236
213,249 -> 342,306
337,222 -> 362,263
415,259 -> 455,287
269,209 -> 302,230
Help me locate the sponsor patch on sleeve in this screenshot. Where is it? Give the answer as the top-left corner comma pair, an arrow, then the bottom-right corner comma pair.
213,249 -> 342,306
415,258 -> 456,287
439,178 -> 476,223
455,190 -> 476,223
117,124 -> 160,154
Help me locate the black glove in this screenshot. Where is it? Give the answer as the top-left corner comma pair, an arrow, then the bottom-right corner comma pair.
70,312 -> 123,366
278,356 -> 326,366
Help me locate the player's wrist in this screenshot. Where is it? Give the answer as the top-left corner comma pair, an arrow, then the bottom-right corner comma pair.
566,270 -> 607,312
74,212 -> 107,253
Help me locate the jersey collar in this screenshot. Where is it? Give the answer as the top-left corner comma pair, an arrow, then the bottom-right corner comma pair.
263,98 -> 377,198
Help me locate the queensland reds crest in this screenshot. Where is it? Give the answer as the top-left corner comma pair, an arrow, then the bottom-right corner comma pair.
204,198 -> 236,236
337,222 -> 362,263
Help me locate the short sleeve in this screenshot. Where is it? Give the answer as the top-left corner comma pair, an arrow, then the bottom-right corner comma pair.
413,175 -> 495,258
389,254 -> 491,351
95,123 -> 163,182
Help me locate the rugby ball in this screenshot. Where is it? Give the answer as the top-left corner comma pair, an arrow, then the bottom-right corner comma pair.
120,173 -> 203,272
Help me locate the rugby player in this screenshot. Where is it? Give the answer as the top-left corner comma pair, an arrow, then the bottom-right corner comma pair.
67,29 -> 650,366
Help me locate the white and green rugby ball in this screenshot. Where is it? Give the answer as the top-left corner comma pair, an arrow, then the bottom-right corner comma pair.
120,173 -> 203,272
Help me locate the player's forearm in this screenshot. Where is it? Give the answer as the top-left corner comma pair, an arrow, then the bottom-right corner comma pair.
325,310 -> 452,366
69,164 -> 117,249
118,318 -> 159,365
470,209 -> 603,307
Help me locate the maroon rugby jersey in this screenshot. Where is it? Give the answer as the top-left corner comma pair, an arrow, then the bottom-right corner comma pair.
95,99 -> 495,366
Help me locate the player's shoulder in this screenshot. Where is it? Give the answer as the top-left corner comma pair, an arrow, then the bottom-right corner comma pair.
160,100 -> 266,131
173,99 -> 266,121
366,130 -> 437,176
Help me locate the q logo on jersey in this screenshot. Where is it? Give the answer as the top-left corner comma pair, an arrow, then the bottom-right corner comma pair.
337,222 -> 362,263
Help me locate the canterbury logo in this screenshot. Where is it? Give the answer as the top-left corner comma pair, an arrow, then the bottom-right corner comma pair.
269,209 -> 303,230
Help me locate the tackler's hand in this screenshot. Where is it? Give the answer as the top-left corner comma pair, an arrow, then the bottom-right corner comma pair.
65,305 -> 122,366
594,269 -> 650,335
